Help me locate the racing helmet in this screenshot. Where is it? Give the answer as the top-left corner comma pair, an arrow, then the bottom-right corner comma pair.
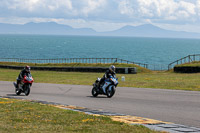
25,65 -> 30,72
109,65 -> 116,73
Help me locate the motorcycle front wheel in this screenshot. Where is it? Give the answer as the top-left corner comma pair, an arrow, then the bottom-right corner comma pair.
106,86 -> 115,98
91,87 -> 98,97
24,84 -> 30,96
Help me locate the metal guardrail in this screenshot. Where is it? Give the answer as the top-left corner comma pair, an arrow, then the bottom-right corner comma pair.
168,54 -> 200,70
0,58 -> 148,69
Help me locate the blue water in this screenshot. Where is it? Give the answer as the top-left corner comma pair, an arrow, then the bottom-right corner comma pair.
1,34 -> 200,67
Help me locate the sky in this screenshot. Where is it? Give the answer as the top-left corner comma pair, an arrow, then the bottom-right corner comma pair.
0,0 -> 200,33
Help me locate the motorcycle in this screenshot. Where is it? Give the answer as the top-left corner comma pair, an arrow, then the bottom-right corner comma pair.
92,76 -> 118,98
13,73 -> 34,96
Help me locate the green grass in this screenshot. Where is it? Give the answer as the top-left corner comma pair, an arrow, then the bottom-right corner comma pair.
1,68 -> 200,91
0,62 -> 150,73
0,98 -> 161,133
175,61 -> 200,67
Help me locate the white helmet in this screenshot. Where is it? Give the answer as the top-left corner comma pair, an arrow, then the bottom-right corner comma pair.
109,65 -> 115,73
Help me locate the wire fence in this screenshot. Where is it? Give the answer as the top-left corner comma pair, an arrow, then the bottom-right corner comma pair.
168,54 -> 200,70
3,56 -> 194,71
147,64 -> 168,71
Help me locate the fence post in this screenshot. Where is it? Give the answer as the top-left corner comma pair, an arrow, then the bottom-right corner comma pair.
188,55 -> 190,63
168,64 -> 171,70
115,58 -> 117,63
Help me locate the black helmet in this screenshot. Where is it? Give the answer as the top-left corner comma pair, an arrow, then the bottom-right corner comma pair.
25,65 -> 30,72
109,65 -> 115,73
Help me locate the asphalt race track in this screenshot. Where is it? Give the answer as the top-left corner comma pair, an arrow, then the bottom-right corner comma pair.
0,81 -> 200,128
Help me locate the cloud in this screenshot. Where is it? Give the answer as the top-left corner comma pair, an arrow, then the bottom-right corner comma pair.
0,0 -> 73,17
118,0 -> 134,16
117,0 -> 197,22
1,0 -> 199,20
197,0 -> 200,15
81,0 -> 106,16
0,0 -> 107,18
0,0 -> 200,32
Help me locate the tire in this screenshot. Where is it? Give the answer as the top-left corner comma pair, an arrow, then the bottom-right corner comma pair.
15,88 -> 22,95
91,87 -> 98,97
106,86 -> 115,98
24,84 -> 30,96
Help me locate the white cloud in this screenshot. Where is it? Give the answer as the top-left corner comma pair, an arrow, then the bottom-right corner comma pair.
197,0 -> 200,15
47,0 -> 73,11
0,0 -> 200,32
119,0 -> 197,20
5,0 -> 41,11
1,0 -> 199,20
81,0 -> 106,16
1,0 -> 73,13
179,1 -> 196,15
118,0 -> 134,16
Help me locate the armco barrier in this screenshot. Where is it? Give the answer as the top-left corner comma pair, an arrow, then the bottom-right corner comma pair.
0,65 -> 136,74
174,66 -> 200,73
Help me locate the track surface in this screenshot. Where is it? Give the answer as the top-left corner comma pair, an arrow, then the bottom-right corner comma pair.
0,81 -> 200,128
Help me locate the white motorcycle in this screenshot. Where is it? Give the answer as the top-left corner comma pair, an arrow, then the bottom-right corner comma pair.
92,76 -> 118,98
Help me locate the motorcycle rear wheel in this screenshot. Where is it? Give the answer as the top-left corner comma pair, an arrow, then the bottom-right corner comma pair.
92,87 -> 98,97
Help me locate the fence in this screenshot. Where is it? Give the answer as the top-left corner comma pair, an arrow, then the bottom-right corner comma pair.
168,54 -> 200,70
148,64 -> 168,71
0,58 -> 148,69
3,57 -> 194,71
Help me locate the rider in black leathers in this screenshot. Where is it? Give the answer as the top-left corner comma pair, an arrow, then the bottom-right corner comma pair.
98,65 -> 116,89
16,66 -> 31,88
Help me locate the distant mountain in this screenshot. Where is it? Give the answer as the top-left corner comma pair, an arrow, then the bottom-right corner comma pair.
102,24 -> 200,38
0,22 -> 97,35
0,22 -> 200,38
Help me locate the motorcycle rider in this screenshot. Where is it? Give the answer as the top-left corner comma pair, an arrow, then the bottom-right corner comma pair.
16,66 -> 31,88
98,65 -> 116,89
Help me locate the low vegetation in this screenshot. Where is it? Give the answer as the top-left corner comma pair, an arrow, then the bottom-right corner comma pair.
0,98 -> 161,133
0,62 -> 150,73
175,61 -> 200,67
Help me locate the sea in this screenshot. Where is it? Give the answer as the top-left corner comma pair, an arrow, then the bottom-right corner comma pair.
0,34 -> 200,70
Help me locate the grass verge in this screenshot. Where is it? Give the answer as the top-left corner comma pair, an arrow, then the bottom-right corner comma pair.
175,61 -> 200,67
0,98 -> 161,133
0,62 -> 151,73
0,68 -> 200,91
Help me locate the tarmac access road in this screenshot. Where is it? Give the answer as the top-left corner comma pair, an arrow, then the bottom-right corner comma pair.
0,81 -> 200,128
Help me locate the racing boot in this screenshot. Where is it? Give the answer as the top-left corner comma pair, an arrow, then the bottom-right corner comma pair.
97,82 -> 101,90
16,80 -> 20,89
